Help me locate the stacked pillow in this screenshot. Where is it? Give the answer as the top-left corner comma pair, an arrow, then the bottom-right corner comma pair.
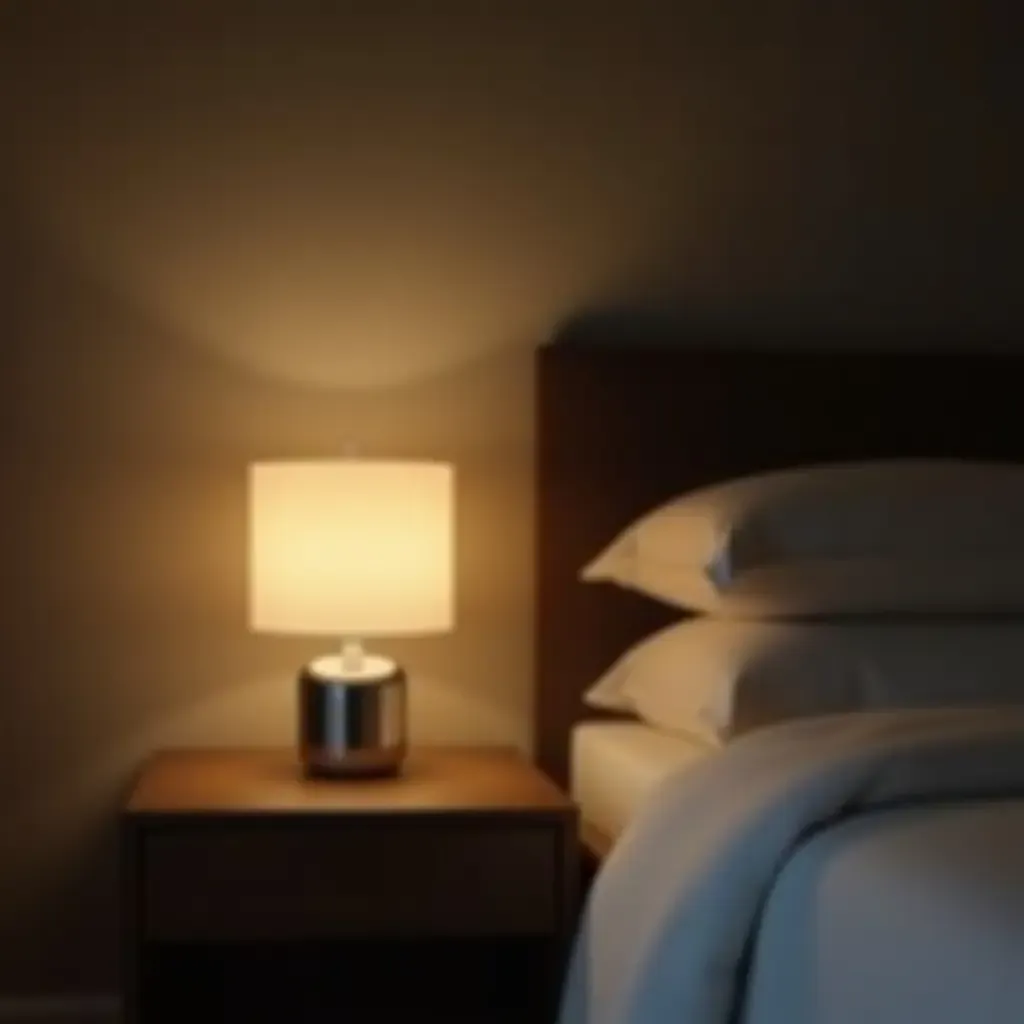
581,459 -> 1024,742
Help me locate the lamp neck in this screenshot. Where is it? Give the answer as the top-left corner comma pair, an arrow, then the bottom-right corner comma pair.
340,637 -> 365,674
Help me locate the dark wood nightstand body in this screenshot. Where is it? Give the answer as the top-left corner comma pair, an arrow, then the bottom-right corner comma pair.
122,747 -> 578,1022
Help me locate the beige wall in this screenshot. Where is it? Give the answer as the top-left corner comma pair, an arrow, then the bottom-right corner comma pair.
0,1 -> 1017,994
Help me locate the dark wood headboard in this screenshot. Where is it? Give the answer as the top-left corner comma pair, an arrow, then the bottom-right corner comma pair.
534,318 -> 1024,785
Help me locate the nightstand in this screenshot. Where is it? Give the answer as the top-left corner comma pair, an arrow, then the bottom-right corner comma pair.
122,747 -> 578,1023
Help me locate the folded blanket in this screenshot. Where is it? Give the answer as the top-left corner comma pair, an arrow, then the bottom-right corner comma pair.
558,707 -> 1024,1024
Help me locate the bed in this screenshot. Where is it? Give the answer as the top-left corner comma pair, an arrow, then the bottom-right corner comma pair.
571,722 -> 711,857
534,312 -> 1024,1024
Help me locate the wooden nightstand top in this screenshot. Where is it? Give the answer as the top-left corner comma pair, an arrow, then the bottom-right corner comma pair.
125,746 -> 573,817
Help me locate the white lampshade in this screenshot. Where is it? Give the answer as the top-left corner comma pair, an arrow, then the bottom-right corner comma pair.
248,459 -> 454,637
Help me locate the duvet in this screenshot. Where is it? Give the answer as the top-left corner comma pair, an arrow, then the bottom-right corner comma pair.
558,707 -> 1024,1024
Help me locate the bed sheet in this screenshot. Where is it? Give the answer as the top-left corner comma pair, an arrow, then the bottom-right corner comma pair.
571,721 -> 713,841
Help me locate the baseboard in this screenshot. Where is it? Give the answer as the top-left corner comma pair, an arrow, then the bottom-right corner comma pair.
0,995 -> 119,1023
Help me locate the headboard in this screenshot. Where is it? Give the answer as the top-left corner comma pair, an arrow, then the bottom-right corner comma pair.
534,316 -> 1024,785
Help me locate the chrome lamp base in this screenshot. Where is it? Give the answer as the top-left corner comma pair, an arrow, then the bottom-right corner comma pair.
298,654 -> 407,779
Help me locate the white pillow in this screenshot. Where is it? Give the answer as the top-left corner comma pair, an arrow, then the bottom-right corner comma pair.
582,459 -> 1024,613
717,556 -> 1024,618
586,618 -> 1024,744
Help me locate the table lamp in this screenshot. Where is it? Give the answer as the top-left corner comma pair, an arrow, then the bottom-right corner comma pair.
248,458 -> 454,778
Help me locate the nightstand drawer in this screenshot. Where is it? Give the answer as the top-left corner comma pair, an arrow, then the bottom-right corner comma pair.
142,818 -> 561,941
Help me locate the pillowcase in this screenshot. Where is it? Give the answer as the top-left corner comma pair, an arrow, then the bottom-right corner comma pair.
712,556 -> 1024,618
582,459 -> 1024,614
586,618 -> 1024,745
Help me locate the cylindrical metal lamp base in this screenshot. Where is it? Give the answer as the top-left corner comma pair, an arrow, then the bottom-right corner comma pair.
298,662 -> 407,779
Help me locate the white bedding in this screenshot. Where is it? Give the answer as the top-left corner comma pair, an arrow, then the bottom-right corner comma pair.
571,721 -> 713,840
745,802 -> 1024,1024
559,708 -> 1024,1024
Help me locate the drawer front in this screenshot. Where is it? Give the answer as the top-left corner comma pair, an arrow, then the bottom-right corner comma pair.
142,819 -> 560,941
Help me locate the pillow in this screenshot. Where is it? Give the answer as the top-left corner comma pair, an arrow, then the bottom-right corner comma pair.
715,556 -> 1024,618
586,618 -> 1024,744
582,459 -> 1024,613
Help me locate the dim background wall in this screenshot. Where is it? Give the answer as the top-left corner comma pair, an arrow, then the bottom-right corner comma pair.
0,0 -> 1019,996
